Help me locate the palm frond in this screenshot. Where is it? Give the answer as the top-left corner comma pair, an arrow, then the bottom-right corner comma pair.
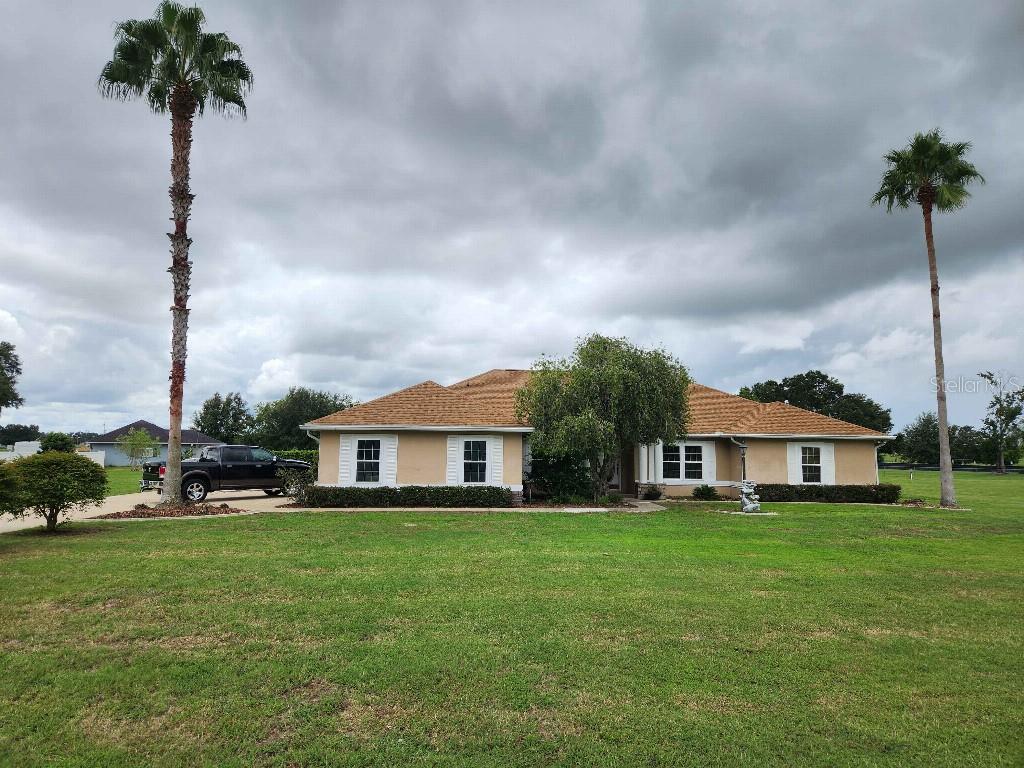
872,128 -> 983,214
100,1 -> 252,119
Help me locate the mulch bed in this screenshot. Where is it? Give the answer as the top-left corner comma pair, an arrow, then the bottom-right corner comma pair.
97,503 -> 250,520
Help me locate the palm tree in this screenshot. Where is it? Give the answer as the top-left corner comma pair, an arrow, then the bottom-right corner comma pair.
99,2 -> 252,504
872,129 -> 984,507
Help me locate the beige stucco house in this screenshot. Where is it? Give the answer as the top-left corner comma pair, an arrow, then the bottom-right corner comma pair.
301,369 -> 891,499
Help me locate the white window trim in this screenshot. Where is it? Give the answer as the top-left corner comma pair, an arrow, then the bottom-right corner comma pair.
459,435 -> 491,486
446,434 -> 506,487
786,442 -> 836,485
659,440 -> 717,485
338,434 -> 398,487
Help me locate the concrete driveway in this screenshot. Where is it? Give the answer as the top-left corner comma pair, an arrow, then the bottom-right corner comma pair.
0,490 -> 289,534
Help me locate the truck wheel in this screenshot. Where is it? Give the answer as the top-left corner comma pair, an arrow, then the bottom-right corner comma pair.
263,489 -> 284,497
182,478 -> 209,504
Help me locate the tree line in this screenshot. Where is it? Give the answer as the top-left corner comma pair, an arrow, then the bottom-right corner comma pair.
892,372 -> 1023,472
191,387 -> 354,450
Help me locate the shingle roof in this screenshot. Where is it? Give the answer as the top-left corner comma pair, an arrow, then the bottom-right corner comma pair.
686,384 -> 885,436
308,370 -> 888,437
91,420 -> 222,445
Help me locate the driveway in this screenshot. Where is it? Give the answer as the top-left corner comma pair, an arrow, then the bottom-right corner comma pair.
0,490 -> 288,534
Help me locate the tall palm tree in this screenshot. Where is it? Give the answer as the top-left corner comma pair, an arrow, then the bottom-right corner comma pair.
99,2 -> 252,504
872,129 -> 984,508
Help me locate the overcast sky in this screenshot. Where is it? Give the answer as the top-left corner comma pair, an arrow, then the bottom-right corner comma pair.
1,0 -> 1021,435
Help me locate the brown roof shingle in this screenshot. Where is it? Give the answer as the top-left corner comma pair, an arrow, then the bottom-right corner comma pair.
308,370 -> 887,437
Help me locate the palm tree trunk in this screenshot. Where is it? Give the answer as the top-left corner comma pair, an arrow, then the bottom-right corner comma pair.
162,85 -> 197,505
922,202 -> 957,507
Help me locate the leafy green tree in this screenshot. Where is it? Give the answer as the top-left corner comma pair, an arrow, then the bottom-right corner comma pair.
872,129 -> 985,507
899,412 -> 940,465
39,432 -> 77,453
516,334 -> 690,500
740,370 -> 892,433
192,391 -> 253,443
0,461 -> 20,515
2,453 -> 107,532
830,393 -> 894,434
251,388 -> 355,450
99,2 -> 253,504
116,428 -> 160,469
738,379 -> 786,404
0,424 -> 40,445
948,424 -> 985,465
977,371 -> 1024,473
0,342 -> 24,418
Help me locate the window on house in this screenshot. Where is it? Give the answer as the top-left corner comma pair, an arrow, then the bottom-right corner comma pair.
663,445 -> 681,479
463,439 -> 487,483
356,439 -> 381,483
801,446 -> 822,483
684,445 -> 703,479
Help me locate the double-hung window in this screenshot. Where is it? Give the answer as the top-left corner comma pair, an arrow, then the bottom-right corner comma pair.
801,446 -> 822,483
684,445 -> 703,479
356,439 -> 381,483
463,439 -> 487,483
662,445 -> 681,479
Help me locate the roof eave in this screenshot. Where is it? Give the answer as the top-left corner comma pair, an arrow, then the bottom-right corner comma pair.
300,423 -> 534,433
688,431 -> 893,441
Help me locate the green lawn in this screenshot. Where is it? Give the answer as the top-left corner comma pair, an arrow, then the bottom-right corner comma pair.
106,466 -> 143,496
0,476 -> 1021,766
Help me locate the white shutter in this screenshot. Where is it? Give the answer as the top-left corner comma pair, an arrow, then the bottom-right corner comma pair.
383,435 -> 399,486
654,441 -> 664,483
821,443 -> 836,485
786,443 -> 801,484
338,435 -> 353,486
446,436 -> 460,485
489,435 -> 504,486
702,442 -> 717,481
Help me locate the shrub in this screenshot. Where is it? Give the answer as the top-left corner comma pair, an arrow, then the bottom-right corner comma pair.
0,461 -> 20,513
638,483 -> 663,500
754,483 -> 901,504
691,484 -> 720,501
301,485 -> 516,508
4,452 -> 107,531
273,449 -> 318,478
526,452 -> 592,502
279,466 -> 315,504
39,432 -> 77,453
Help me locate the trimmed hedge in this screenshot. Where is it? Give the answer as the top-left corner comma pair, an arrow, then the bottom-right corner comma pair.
755,483 -> 901,504
302,484 -> 517,508
273,449 -> 318,476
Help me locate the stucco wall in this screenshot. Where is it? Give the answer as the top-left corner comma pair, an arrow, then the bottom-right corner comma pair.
316,431 -> 525,487
317,432 -> 340,484
503,434 -> 524,486
835,441 -> 879,484
744,439 -> 790,484
396,433 -> 448,484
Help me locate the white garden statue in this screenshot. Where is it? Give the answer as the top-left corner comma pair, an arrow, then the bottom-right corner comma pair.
740,480 -> 761,514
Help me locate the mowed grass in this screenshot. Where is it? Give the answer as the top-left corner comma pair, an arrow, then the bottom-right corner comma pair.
0,478 -> 1021,766
106,466 -> 143,496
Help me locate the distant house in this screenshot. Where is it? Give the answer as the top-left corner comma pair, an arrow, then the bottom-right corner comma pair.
89,420 -> 221,467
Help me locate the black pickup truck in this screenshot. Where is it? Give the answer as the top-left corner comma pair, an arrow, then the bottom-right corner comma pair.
141,445 -> 312,502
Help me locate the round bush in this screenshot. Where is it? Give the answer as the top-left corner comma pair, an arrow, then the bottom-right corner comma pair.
6,452 -> 107,532
691,484 -> 720,501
